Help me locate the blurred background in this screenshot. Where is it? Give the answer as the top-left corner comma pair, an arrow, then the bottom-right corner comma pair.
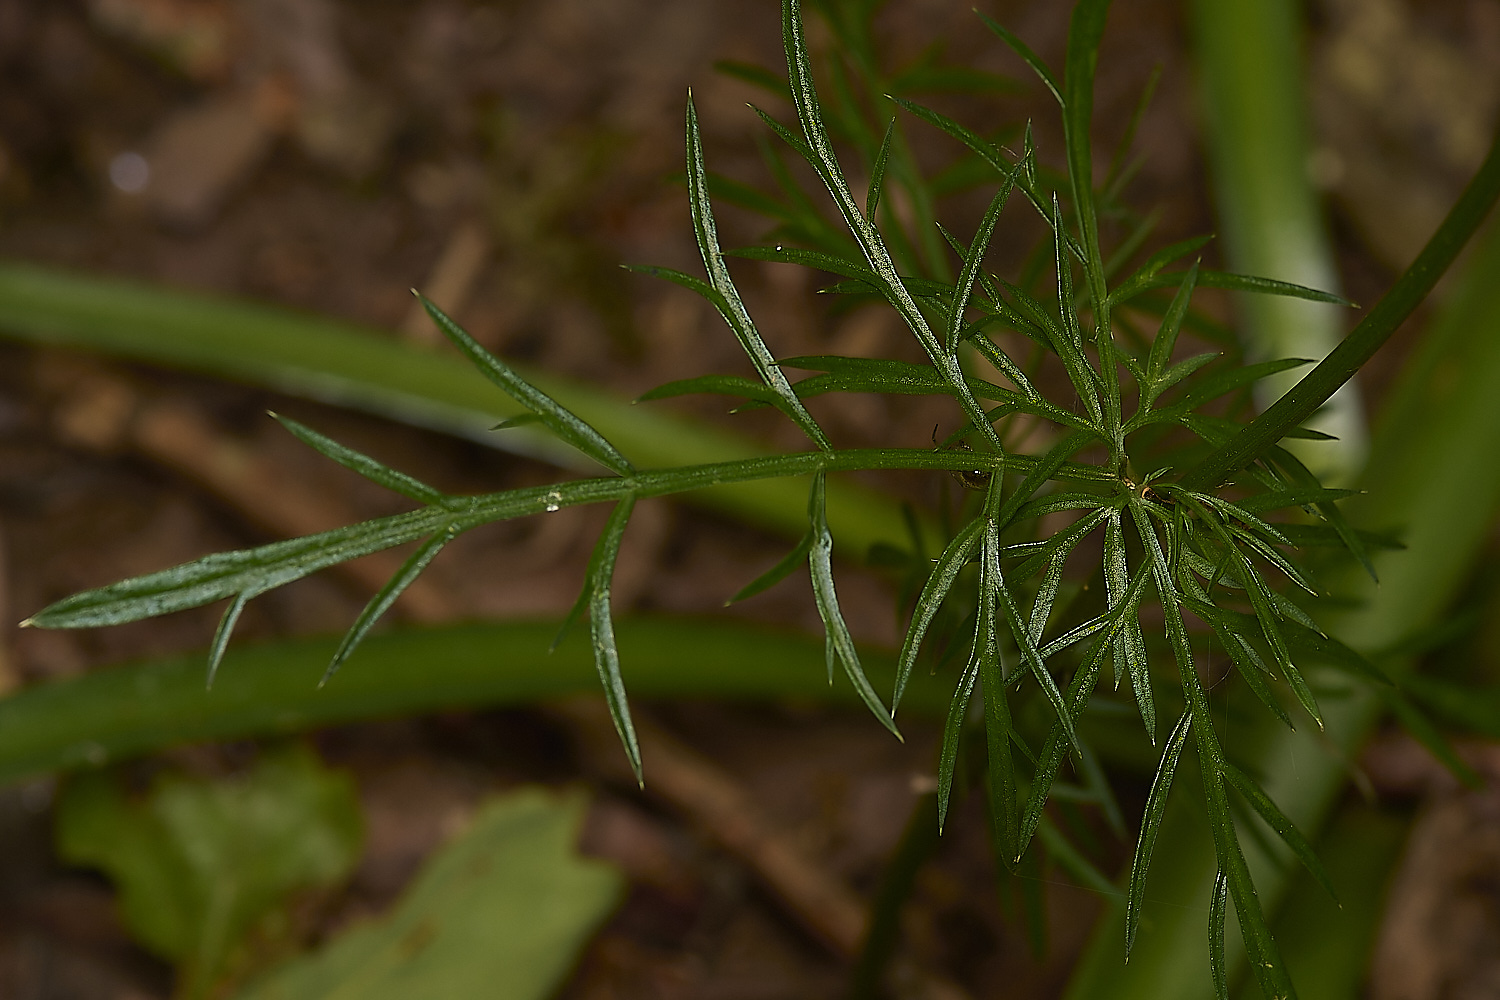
0,0 -> 1497,997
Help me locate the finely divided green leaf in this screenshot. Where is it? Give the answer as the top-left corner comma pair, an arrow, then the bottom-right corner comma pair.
1220,760 -> 1339,904
1209,868 -> 1229,1000
417,294 -> 634,477
867,116 -> 896,220
271,413 -> 452,508
323,528 -> 455,687
976,10 -> 1062,106
205,591 -> 250,690
936,649 -> 981,833
587,497 -> 642,783
1126,709 -> 1191,957
686,95 -> 831,450
808,471 -> 899,736
895,516 -> 984,711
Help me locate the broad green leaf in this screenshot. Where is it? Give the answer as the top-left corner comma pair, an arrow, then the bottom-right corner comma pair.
270,414 -> 452,508
894,515 -> 985,711
1125,710 -> 1190,957
416,295 -> 634,477
323,529 -> 455,687
56,746 -> 362,1000
236,789 -> 621,1000
808,471 -> 899,736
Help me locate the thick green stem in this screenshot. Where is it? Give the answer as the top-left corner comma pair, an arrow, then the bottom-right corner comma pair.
1179,125 -> 1500,493
1191,0 -> 1366,482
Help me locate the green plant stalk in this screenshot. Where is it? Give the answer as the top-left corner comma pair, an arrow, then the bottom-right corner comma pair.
0,264 -> 907,556
1065,217 -> 1500,998
1179,123 -> 1500,493
1190,0 -> 1365,482
27,446 -> 1112,630
0,619 -> 954,789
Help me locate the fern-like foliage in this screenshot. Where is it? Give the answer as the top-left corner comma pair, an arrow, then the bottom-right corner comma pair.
27,0 -> 1500,995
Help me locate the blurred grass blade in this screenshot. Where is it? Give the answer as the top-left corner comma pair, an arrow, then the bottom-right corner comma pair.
894,515 -> 984,712
270,412 -> 451,508
205,592 -> 250,691
323,528 -> 455,687
0,263 -> 911,555
976,10 -> 1062,106
726,530 -> 813,605
588,498 -> 642,783
685,95 -> 831,451
416,294 -> 634,477
1219,761 -> 1337,903
1038,815 -> 1119,903
1191,0 -> 1365,482
1126,710 -> 1190,958
0,620 -> 957,789
808,471 -> 899,736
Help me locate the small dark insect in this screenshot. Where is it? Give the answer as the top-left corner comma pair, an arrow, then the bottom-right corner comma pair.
932,425 -> 992,491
